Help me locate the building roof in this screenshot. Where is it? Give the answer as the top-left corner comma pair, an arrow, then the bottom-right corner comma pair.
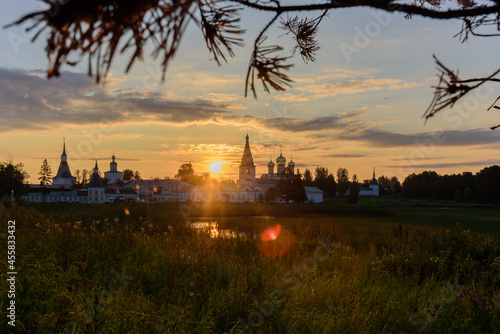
54,140 -> 74,180
123,179 -> 189,188
88,161 -> 105,188
240,134 -> 255,167
54,161 -> 73,178
304,186 -> 323,193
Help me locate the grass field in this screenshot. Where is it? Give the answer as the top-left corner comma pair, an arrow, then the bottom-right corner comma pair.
1,199 -> 500,333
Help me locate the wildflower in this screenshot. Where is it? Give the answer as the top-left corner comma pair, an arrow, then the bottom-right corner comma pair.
494,294 -> 498,299
458,292 -> 463,300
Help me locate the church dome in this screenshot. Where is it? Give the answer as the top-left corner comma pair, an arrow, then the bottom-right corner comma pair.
288,160 -> 295,167
267,160 -> 275,166
276,151 -> 286,165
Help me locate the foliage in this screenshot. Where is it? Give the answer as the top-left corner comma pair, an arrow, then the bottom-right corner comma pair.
346,174 -> 360,204
402,166 -> 500,201
336,167 -> 349,197
302,168 -> 313,186
377,176 -> 403,196
264,186 -> 278,203
123,169 -> 134,181
175,163 -> 195,182
275,167 -> 295,203
2,203 -> 500,333
274,168 -> 308,203
0,160 -> 29,197
313,166 -> 336,198
38,159 -> 52,186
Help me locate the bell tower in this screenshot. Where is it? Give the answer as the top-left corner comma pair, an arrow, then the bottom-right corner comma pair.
238,134 -> 256,186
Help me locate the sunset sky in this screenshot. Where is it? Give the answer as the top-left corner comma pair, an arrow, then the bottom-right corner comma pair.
1,0 -> 499,184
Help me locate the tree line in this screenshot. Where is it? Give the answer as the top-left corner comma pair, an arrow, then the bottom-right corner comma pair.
403,167 -> 500,202
2,158 -> 500,203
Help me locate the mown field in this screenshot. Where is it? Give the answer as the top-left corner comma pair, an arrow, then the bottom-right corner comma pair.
1,200 -> 500,333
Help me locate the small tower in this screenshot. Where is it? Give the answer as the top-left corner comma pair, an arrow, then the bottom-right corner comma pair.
369,167 -> 379,196
88,160 -> 105,203
267,155 -> 275,175
288,155 -> 295,175
52,138 -> 76,187
276,150 -> 286,174
104,152 -> 123,184
238,134 -> 256,186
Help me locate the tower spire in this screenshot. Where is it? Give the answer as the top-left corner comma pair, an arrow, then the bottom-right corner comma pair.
62,137 -> 66,156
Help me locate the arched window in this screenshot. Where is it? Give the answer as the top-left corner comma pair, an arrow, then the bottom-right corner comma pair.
246,168 -> 250,174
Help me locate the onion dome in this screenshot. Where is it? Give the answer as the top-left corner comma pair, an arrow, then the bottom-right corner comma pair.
267,155 -> 275,166
276,150 -> 286,165
110,152 -> 117,166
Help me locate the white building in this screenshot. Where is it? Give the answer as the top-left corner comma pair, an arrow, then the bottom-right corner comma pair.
304,186 -> 324,203
87,160 -> 106,203
359,168 -> 380,196
104,153 -> 123,184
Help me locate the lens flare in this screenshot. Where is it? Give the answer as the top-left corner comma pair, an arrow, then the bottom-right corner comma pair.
261,224 -> 282,241
259,224 -> 295,258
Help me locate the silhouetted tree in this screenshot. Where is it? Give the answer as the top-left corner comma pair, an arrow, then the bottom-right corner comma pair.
303,168 -> 313,186
477,165 -> 500,201
346,174 -> 360,204
463,187 -> 473,202
123,169 -> 134,181
0,160 -> 29,198
82,169 -> 90,186
38,159 -> 52,186
175,163 -> 195,182
133,170 -> 142,180
291,172 -> 308,203
378,175 -> 403,196
264,186 -> 278,203
9,1 -> 500,127
313,166 -> 336,199
276,167 -> 295,203
336,167 -> 349,197
38,159 -> 52,202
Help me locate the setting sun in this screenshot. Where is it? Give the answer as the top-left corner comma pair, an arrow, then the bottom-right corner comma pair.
209,162 -> 222,174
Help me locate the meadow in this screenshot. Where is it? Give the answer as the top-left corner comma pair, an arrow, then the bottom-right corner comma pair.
1,199 -> 500,333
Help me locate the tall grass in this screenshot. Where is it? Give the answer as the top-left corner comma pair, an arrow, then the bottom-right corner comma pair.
1,203 -> 499,333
